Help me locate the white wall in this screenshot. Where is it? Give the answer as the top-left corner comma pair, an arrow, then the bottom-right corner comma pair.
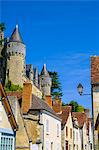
0,101 -> 13,134
40,112 -> 61,150
62,113 -> 73,150
73,127 -> 81,150
82,123 -> 89,150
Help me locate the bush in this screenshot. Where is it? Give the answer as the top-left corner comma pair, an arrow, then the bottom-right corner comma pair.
4,80 -> 22,91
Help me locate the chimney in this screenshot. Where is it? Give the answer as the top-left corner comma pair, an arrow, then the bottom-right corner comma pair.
52,97 -> 62,114
45,96 -> 52,108
22,82 -> 32,113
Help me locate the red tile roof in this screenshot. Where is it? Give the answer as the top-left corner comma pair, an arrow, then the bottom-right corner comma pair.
59,106 -> 72,126
91,56 -> 99,84
72,112 -> 87,128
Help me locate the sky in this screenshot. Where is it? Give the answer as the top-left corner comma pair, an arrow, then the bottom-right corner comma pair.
1,0 -> 99,112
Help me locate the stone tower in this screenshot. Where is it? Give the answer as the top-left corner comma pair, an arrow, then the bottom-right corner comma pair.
40,64 -> 51,96
0,28 -> 6,84
6,24 -> 26,86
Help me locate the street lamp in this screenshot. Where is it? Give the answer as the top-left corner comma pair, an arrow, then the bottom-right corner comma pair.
77,83 -> 91,96
77,83 -> 95,149
77,83 -> 83,95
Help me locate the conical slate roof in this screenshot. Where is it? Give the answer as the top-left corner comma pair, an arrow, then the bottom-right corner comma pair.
10,24 -> 23,43
41,64 -> 50,77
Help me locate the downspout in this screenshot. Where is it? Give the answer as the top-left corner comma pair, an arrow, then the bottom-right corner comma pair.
39,111 -> 44,150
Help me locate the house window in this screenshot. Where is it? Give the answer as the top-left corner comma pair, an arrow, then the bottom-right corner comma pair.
46,141 -> 49,150
73,131 -> 75,140
51,142 -> 53,150
70,128 -> 72,139
66,141 -> 68,150
66,126 -> 68,137
77,145 -> 78,150
0,133 -> 14,150
57,124 -> 59,137
46,119 -> 49,134
76,132 -> 78,141
69,144 -> 72,150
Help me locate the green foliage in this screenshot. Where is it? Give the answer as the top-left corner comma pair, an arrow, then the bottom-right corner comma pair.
49,71 -> 63,99
62,102 -> 67,106
69,100 -> 84,112
76,105 -> 84,112
4,80 -> 22,91
0,23 -> 6,31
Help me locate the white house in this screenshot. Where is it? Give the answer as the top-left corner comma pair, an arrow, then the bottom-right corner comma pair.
0,82 -> 18,150
72,112 -> 90,150
22,82 -> 62,150
72,117 -> 82,150
59,106 -> 73,150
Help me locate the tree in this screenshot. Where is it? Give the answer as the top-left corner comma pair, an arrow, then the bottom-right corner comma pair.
76,105 -> 84,112
49,71 -> 63,99
0,23 -> 6,31
69,100 -> 84,112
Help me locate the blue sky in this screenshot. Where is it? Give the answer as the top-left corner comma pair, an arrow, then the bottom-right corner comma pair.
1,0 -> 99,112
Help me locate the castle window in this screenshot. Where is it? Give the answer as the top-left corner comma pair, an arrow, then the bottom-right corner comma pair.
8,44 -> 10,47
7,69 -> 9,77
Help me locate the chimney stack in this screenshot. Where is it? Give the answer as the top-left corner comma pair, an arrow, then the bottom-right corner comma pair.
52,97 -> 62,114
45,96 -> 53,108
22,82 -> 32,113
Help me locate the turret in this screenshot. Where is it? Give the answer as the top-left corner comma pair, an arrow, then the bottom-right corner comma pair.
26,64 -> 34,82
40,64 -> 51,96
34,68 -> 39,87
6,24 -> 26,86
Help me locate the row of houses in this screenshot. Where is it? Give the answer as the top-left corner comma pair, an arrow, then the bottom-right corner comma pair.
0,24 -> 98,150
0,81 -> 93,150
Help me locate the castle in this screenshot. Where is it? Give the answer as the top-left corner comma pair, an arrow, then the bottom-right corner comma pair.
0,24 -> 52,96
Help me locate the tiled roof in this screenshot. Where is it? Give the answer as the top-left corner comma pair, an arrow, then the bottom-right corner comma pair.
72,112 -> 87,128
0,83 -> 18,130
30,94 -> 60,119
41,64 -> 50,77
91,56 -> 99,84
58,106 -> 72,126
10,24 -> 23,43
6,91 -> 22,100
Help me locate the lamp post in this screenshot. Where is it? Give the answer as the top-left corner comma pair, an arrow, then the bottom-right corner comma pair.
77,83 -> 94,149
